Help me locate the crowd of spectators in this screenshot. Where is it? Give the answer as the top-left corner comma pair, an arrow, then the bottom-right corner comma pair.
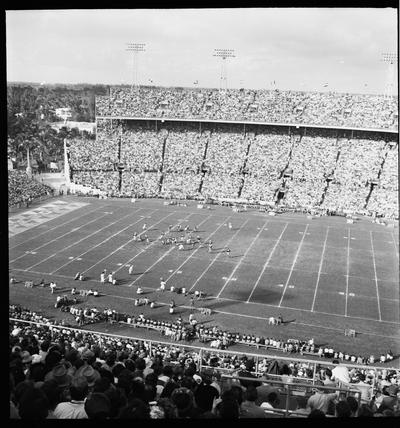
96,86 -> 398,130
68,123 -> 119,170
63,113 -> 397,218
367,143 -> 399,218
71,171 -> 119,196
119,121 -> 164,172
9,304 -> 400,419
8,170 -> 54,208
162,122 -> 206,173
10,303 -> 396,369
120,172 -> 160,198
161,172 -> 202,199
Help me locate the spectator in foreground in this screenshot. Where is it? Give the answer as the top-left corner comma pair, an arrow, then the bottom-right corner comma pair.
307,380 -> 337,415
240,386 -> 267,418
335,400 -> 352,418
84,392 -> 111,419
308,409 -> 326,418
53,376 -> 89,419
18,386 -> 51,420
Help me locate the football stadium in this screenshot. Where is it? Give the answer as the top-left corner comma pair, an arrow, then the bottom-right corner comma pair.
8,8 -> 400,419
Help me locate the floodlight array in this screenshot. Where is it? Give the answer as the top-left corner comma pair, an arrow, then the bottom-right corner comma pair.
213,48 -> 236,58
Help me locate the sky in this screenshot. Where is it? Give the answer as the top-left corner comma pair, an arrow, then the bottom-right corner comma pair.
6,8 -> 398,94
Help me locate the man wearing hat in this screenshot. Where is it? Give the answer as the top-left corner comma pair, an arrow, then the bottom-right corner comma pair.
44,364 -> 73,396
74,365 -> 101,390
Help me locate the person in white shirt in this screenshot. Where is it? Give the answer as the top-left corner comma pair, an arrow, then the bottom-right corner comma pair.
53,376 -> 89,419
50,282 -> 56,294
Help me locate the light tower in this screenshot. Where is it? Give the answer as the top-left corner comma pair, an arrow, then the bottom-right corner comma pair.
213,49 -> 236,90
126,43 -> 146,91
381,53 -> 397,99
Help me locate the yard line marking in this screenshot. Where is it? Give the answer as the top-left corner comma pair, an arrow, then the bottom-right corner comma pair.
50,209 -> 144,274
128,212 -> 195,287
391,231 -> 399,259
10,266 -> 400,324
217,219 -> 269,299
9,204 -> 106,251
9,209 -> 110,264
311,227 -> 330,312
278,224 -> 309,307
246,223 -> 289,303
26,209 -> 141,272
164,214 -> 230,284
370,231 -> 382,322
111,211 -> 178,276
344,228 -> 351,317
188,218 -> 250,293
80,209 -> 159,275
206,295 -> 400,325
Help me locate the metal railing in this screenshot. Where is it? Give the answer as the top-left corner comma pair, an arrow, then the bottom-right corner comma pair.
9,317 -> 398,376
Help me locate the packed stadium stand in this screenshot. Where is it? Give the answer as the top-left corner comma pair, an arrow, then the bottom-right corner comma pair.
8,170 -> 54,208
10,86 -> 399,418
67,86 -> 398,218
9,304 -> 400,419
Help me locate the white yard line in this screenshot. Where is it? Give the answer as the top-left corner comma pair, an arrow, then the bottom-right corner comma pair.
311,226 -> 330,312
9,210 -> 112,263
391,231 -> 399,259
278,224 -> 309,307
11,267 -> 400,326
209,295 -> 400,326
128,212 -> 195,287
111,211 -> 179,276
9,204 -> 106,251
10,211 -> 111,264
188,218 -> 250,292
51,208 -> 154,274
81,209 -> 159,275
345,228 -> 350,317
164,214 -> 230,283
370,231 -> 382,322
216,219 -> 269,299
246,223 -> 289,303
25,210 -> 139,272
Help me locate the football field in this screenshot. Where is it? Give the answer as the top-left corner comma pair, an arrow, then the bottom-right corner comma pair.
9,196 -> 400,365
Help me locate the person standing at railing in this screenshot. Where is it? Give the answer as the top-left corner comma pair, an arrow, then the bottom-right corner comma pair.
240,386 -> 267,418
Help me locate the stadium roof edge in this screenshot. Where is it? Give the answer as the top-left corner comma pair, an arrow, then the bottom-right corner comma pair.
95,116 -> 399,134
